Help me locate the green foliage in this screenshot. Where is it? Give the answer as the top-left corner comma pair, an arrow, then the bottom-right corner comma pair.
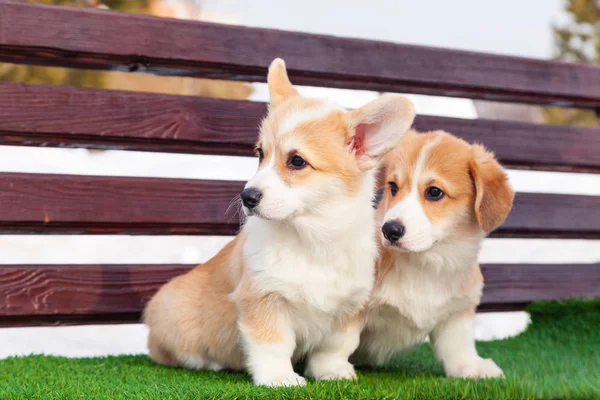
0,299 -> 598,399
544,0 -> 599,127
0,0 -> 253,100
24,0 -> 151,12
24,0 -> 83,6
0,64 -> 105,88
0,0 -> 150,88
555,0 -> 600,62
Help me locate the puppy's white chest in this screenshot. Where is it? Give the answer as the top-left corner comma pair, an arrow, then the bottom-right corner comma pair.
244,223 -> 376,315
373,262 -> 473,332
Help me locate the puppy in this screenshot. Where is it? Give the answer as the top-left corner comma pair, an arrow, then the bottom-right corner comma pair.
143,58 -> 416,386
352,130 -> 514,378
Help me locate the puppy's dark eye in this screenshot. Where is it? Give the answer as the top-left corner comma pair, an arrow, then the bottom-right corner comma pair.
256,148 -> 264,163
289,155 -> 307,169
388,182 -> 399,196
425,186 -> 444,201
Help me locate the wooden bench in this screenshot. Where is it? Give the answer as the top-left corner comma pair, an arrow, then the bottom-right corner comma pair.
0,0 -> 598,327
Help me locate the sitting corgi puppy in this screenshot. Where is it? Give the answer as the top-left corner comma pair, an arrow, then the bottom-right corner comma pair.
352,130 -> 514,378
143,58 -> 416,386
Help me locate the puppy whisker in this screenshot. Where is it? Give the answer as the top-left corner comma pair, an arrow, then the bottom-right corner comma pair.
225,195 -> 244,223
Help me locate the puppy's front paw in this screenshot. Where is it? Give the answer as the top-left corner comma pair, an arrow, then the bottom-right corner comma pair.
447,357 -> 504,379
305,360 -> 357,381
255,373 -> 307,387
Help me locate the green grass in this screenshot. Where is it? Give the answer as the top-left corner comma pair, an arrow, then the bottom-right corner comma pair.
1,300 -> 599,400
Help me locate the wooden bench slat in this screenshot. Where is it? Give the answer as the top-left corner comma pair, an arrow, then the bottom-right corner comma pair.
2,1 -> 600,107
502,193 -> 600,238
1,263 -> 597,326
0,82 -> 263,157
0,264 -> 190,320
0,173 -> 598,237
480,263 -> 600,305
2,82 -> 600,172
0,173 -> 243,235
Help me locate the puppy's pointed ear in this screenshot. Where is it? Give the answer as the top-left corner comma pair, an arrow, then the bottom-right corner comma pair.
267,58 -> 298,107
344,95 -> 415,171
469,144 -> 515,232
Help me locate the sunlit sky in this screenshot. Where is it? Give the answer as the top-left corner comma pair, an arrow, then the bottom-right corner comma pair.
196,0 -> 566,58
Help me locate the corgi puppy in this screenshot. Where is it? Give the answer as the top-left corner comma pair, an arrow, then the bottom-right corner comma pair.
352,130 -> 514,378
143,58 -> 416,386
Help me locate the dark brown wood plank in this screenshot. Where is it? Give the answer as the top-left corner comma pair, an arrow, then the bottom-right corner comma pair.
0,263 -> 597,326
2,1 -> 600,107
0,173 -> 244,234
499,193 -> 600,238
0,313 -> 143,327
0,82 -> 263,157
0,264 -> 191,321
2,82 -> 600,172
0,172 -> 598,236
477,303 -> 529,312
480,263 -> 600,305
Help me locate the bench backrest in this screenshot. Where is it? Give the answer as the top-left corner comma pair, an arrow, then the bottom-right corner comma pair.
0,0 -> 598,326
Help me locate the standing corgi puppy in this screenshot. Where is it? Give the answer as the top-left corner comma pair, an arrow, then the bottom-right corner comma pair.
143,58 -> 415,386
352,130 -> 514,378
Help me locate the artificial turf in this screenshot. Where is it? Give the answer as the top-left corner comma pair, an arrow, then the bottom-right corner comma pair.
1,299 -> 598,400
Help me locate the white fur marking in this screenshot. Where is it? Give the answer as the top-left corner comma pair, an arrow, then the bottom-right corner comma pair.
432,313 -> 504,378
384,134 -> 443,252
305,323 -> 361,381
278,103 -> 339,135
177,354 -> 223,371
241,324 -> 306,387
413,135 -> 442,179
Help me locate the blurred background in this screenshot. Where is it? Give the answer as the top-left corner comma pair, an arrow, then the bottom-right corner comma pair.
1,0 -> 599,358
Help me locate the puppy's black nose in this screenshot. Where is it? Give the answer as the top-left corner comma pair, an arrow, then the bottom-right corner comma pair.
241,188 -> 262,209
382,221 -> 405,243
